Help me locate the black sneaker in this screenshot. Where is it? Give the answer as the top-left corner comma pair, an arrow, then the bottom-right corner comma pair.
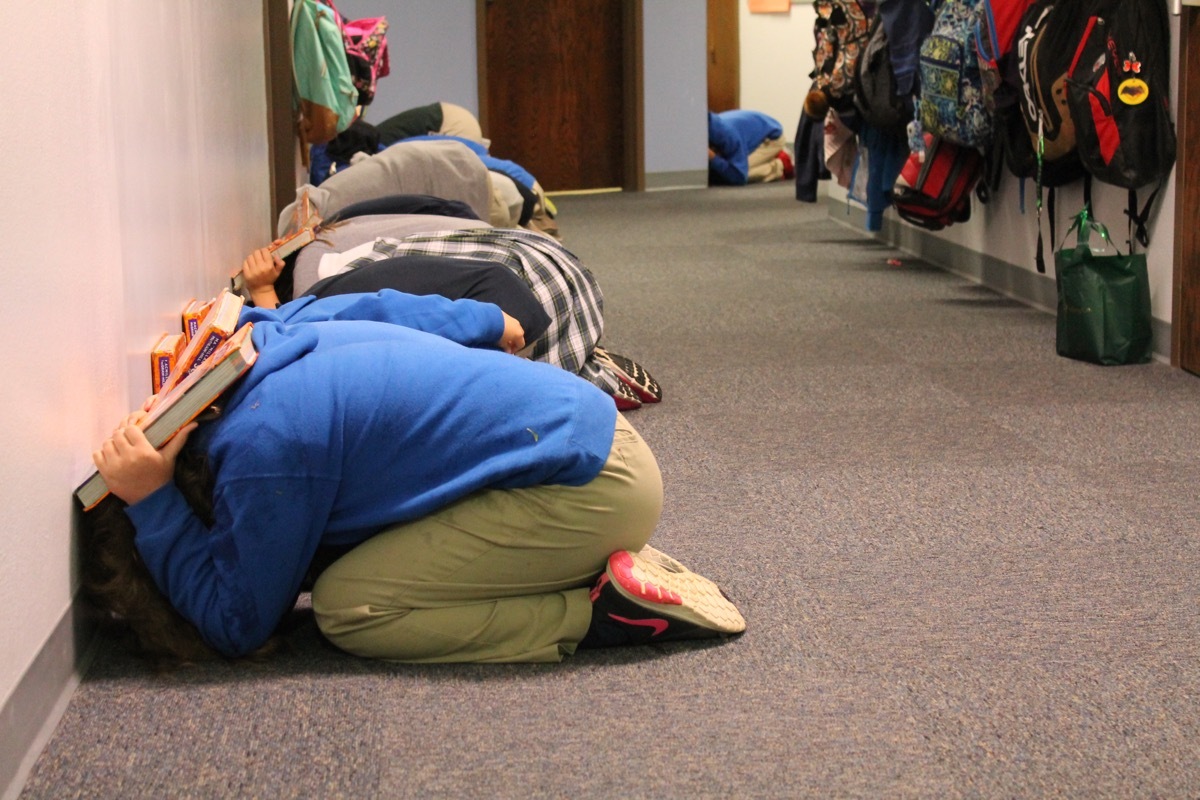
580,546 -> 746,648
594,346 -> 663,404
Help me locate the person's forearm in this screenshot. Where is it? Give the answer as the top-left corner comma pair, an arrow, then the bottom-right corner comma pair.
247,291 -> 504,347
249,286 -> 281,309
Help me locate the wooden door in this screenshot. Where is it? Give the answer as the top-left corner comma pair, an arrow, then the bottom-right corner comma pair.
1172,8 -> 1200,374
707,0 -> 740,113
478,0 -> 640,192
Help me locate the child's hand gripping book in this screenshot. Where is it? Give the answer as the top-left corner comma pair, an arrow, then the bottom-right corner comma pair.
229,227 -> 317,301
75,323 -> 258,511
231,190 -> 321,300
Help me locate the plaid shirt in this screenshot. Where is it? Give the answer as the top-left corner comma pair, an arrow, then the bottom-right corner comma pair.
342,229 -> 620,394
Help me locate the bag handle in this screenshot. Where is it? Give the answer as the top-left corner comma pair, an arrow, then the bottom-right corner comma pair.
1061,206 -> 1122,256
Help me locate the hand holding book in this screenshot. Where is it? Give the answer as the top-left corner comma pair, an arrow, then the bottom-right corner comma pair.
75,324 -> 257,510
92,417 -> 198,506
229,228 -> 316,305
241,246 -> 286,309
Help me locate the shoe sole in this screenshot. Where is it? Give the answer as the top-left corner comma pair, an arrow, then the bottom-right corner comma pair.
594,347 -> 662,404
606,549 -> 746,635
604,350 -> 662,403
611,380 -> 643,411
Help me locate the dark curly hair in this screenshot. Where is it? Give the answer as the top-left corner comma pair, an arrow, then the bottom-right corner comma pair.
79,441 -> 277,668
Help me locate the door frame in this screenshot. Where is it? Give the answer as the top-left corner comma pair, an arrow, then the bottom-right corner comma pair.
1171,7 -> 1199,372
475,0 -> 645,192
707,0 -> 740,113
264,0 -> 296,225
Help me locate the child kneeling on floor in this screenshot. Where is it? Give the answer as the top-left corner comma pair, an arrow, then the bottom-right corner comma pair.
83,290 -> 744,664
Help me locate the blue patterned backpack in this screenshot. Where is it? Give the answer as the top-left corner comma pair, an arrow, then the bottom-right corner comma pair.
916,0 -> 993,150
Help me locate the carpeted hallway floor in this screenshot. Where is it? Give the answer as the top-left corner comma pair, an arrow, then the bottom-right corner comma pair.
21,182 -> 1200,798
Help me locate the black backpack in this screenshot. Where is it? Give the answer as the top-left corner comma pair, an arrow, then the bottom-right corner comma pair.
852,14 -> 913,137
1013,0 -> 1103,271
1015,0 -> 1106,166
1065,0 -> 1176,247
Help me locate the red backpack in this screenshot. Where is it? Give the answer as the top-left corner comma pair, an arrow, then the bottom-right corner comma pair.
891,133 -> 984,231
974,0 -> 1038,111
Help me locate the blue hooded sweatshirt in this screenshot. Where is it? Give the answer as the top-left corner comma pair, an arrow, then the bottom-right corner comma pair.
708,110 -> 784,186
125,290 -> 616,657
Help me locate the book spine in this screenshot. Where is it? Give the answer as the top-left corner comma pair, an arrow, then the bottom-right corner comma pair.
152,353 -> 174,394
181,300 -> 213,343
182,331 -> 228,378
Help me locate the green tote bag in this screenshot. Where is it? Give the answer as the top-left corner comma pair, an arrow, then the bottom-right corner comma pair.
1054,209 -> 1153,366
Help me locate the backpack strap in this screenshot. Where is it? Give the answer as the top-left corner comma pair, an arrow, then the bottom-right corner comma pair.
1124,183 -> 1161,253
1035,116 -> 1046,273
974,0 -> 1000,69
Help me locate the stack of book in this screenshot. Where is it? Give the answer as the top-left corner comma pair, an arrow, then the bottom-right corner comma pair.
75,289 -> 258,510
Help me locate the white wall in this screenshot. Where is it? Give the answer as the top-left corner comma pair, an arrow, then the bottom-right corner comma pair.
0,0 -> 270,793
645,1 -> 711,175
739,2 -> 817,142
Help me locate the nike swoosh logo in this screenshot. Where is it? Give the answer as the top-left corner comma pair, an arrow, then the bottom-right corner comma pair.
608,613 -> 668,636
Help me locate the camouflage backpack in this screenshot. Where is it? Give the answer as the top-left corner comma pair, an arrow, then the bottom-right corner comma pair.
811,0 -> 871,112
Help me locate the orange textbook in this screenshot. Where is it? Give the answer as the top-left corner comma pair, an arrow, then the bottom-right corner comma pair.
180,298 -> 213,342
75,324 -> 258,511
150,332 -> 185,394
269,225 -> 317,259
156,290 -> 244,401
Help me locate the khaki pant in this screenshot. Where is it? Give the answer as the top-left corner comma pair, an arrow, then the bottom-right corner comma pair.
747,135 -> 786,184
438,101 -> 489,149
312,414 -> 662,663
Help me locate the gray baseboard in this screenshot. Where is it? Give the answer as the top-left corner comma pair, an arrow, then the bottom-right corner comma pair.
1,596 -> 95,800
644,170 -> 707,191
827,197 -> 1172,361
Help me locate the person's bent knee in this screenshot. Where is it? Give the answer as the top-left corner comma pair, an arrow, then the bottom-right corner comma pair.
310,564 -> 399,655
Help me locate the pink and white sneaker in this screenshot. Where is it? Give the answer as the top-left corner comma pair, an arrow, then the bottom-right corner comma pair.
581,546 -> 746,648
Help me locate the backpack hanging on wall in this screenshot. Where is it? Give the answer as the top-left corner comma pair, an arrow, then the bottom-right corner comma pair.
891,132 -> 984,230
806,0 -> 871,117
1065,0 -> 1175,190
1015,0 -> 1105,166
974,0 -> 1038,112
853,14 -> 914,137
916,0 -> 993,150
291,0 -> 358,146
1013,0 -> 1104,271
341,15 -> 390,107
1064,0 -> 1176,247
